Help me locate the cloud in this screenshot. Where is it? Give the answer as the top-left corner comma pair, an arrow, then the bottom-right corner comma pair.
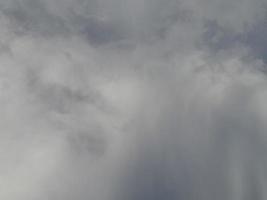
0,0 -> 267,200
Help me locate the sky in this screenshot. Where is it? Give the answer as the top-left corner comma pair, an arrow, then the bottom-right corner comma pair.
0,0 -> 267,199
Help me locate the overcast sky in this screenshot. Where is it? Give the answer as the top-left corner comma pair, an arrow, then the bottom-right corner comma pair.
0,0 -> 267,199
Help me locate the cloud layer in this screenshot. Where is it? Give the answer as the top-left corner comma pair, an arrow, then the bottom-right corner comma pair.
0,0 -> 267,200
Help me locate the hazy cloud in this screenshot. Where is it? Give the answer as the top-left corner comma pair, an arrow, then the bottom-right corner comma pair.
0,0 -> 267,200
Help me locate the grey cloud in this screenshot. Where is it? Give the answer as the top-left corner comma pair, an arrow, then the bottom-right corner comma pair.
202,16 -> 267,64
1,0 -> 267,200
242,18 -> 267,63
